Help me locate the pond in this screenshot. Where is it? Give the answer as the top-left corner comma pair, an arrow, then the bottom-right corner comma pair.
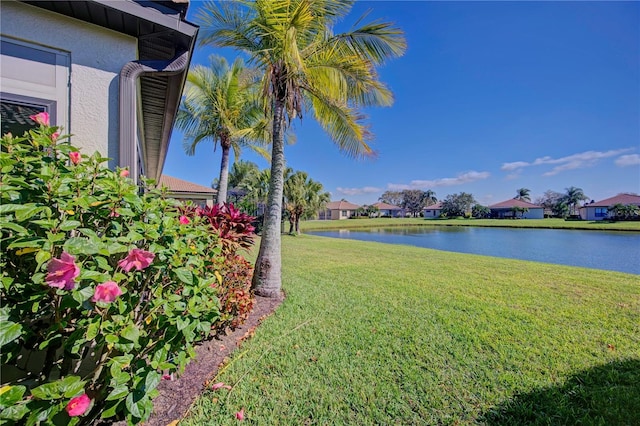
308,227 -> 640,275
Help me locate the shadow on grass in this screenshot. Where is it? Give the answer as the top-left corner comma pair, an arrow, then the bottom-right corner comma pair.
479,359 -> 640,425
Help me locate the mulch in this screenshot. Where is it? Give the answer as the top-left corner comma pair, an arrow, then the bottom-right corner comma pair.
127,293 -> 284,426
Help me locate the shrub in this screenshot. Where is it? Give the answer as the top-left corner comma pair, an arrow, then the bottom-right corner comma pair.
0,122 -> 244,424
190,204 -> 255,255
215,255 -> 255,330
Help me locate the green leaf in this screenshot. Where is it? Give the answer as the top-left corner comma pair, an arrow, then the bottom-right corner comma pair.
35,250 -> 51,267
72,285 -> 94,304
0,320 -> 23,347
15,205 -> 43,222
120,325 -> 140,344
30,382 -> 61,400
125,391 -> 146,420
174,267 -> 193,285
0,385 -> 26,409
86,320 -> 100,341
0,220 -> 28,234
64,237 -> 100,255
100,400 -> 122,419
0,403 -> 30,421
143,371 -> 161,393
59,220 -> 81,231
59,376 -> 86,398
106,385 -> 129,401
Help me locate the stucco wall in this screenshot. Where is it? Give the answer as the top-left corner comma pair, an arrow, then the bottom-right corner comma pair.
1,1 -> 137,167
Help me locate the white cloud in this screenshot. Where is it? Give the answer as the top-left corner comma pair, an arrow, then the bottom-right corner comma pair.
336,186 -> 381,196
501,161 -> 529,171
502,148 -> 633,175
388,171 -> 490,190
615,154 -> 640,167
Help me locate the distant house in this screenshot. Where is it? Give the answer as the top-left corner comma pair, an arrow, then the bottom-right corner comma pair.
489,199 -> 544,219
1,1 -> 198,183
372,202 -> 404,218
580,193 -> 640,221
423,202 -> 444,218
319,200 -> 360,220
157,175 -> 217,208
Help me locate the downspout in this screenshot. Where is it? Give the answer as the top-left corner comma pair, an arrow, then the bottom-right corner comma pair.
119,50 -> 190,185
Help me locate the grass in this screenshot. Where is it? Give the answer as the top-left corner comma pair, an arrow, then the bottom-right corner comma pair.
181,235 -> 640,425
300,217 -> 640,232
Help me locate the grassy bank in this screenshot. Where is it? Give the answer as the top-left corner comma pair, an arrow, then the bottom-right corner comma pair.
300,217 -> 640,232
182,235 -> 639,425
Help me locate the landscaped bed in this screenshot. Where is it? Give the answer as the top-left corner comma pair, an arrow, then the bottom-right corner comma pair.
181,234 -> 639,425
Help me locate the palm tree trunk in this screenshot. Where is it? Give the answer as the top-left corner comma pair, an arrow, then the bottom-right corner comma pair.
217,140 -> 231,206
252,101 -> 285,297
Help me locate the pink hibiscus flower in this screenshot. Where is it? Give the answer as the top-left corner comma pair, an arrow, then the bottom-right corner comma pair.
92,281 -> 123,303
120,169 -> 130,177
65,394 -> 90,417
118,248 -> 155,272
179,215 -> 190,225
30,111 -> 50,126
69,152 -> 81,165
46,252 -> 80,290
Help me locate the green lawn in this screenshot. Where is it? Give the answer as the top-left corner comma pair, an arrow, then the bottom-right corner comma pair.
300,217 -> 640,232
182,235 -> 640,425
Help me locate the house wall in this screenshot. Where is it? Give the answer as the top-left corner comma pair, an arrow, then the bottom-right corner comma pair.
582,207 -> 609,221
424,209 -> 441,218
1,1 -> 137,167
491,208 -> 544,219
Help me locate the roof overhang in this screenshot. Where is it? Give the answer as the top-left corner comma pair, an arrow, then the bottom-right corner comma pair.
21,0 -> 199,180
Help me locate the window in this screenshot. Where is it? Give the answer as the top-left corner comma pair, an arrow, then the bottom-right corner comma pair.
341,210 -> 347,218
1,37 -> 69,136
595,208 -> 607,218
1,94 -> 56,136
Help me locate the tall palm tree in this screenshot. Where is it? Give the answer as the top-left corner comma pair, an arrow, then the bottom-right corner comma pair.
176,55 -> 269,205
564,186 -> 588,216
197,0 -> 406,297
515,188 -> 531,202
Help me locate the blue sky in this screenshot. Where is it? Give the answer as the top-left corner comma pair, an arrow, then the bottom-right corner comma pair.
163,1 -> 640,206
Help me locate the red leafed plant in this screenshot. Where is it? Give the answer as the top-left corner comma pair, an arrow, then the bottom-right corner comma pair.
193,203 -> 256,254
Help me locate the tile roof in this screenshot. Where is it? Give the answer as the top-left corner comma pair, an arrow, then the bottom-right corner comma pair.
489,199 -> 542,209
373,202 -> 402,210
325,200 -> 360,210
424,202 -> 443,210
157,175 -> 217,194
586,193 -> 640,207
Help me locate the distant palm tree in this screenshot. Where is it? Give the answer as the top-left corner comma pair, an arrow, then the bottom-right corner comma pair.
243,168 -> 271,217
515,188 -> 531,202
424,189 -> 438,207
197,0 -> 406,296
284,169 -> 329,234
176,55 -> 269,205
564,186 -> 588,216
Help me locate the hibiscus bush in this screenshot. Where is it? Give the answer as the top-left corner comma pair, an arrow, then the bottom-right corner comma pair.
0,116 -> 246,424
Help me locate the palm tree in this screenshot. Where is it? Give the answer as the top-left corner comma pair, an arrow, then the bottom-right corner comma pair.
564,186 -> 588,216
243,168 -> 271,217
424,189 -> 437,207
284,169 -> 329,234
197,0 -> 406,297
176,55 -> 269,205
515,188 -> 531,202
